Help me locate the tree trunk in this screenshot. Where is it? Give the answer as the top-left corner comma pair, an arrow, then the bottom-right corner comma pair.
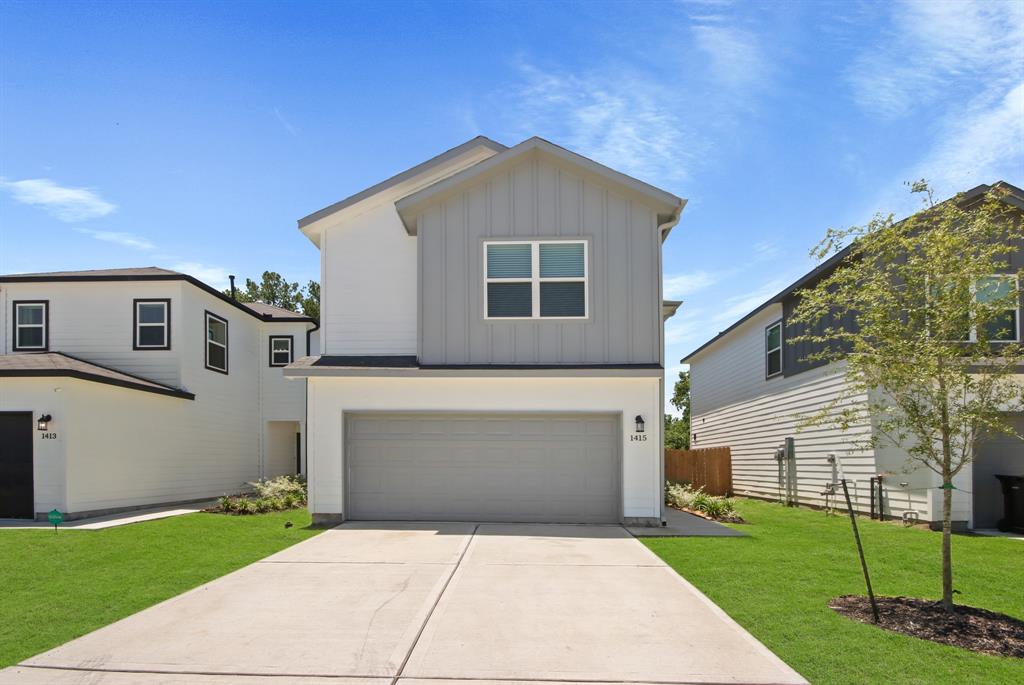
941,477 -> 954,612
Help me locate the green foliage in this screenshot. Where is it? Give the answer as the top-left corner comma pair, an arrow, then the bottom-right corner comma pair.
665,481 -> 737,519
0,510 -> 319,668
645,499 -> 1024,684
214,476 -> 307,515
791,183 -> 1024,610
664,414 -> 690,449
223,271 -> 320,320
666,370 -> 691,448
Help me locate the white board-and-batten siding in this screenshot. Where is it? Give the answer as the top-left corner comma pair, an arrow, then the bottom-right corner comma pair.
688,306 -> 931,521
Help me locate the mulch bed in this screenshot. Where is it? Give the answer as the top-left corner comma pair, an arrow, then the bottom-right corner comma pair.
830,595 -> 1024,658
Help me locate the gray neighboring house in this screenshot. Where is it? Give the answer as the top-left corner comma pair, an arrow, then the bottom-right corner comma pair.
683,181 -> 1024,530
286,136 -> 686,526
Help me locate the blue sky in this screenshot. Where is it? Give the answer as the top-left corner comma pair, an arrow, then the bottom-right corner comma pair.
2,0 -> 1022,400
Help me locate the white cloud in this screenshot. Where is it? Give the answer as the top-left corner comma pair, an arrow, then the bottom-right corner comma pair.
75,228 -> 155,251
0,178 -> 116,222
493,62 -> 701,184
847,0 -> 1024,119
691,22 -> 765,90
663,270 -> 721,299
171,262 -> 232,290
272,107 -> 298,137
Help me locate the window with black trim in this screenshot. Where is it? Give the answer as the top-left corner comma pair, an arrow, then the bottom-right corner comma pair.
205,311 -> 228,373
484,240 -> 587,319
134,299 -> 170,350
269,335 -> 293,367
13,301 -> 48,351
766,321 -> 782,378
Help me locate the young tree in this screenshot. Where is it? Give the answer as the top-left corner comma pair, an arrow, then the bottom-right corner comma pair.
791,182 -> 1024,612
664,370 -> 691,449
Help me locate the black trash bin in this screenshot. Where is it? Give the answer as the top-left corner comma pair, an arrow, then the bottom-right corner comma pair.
994,474 -> 1024,534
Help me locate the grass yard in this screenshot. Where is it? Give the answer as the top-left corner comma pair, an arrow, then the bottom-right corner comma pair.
0,510 -> 320,668
645,499 -> 1024,685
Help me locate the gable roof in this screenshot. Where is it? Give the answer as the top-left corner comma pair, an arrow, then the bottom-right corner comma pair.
395,136 -> 685,236
0,352 -> 195,399
0,267 -> 316,324
297,136 -> 507,236
681,181 -> 1024,363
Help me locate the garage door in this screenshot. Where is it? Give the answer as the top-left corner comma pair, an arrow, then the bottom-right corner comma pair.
345,413 -> 620,523
973,414 -> 1024,528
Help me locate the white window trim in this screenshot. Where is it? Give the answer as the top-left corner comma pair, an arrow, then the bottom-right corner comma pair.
14,302 -> 47,351
204,311 -> 229,373
483,239 -> 589,320
134,300 -> 169,349
765,320 -> 783,379
928,274 -> 1021,343
269,336 -> 293,367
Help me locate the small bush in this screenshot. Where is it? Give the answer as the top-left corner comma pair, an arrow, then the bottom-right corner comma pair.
665,481 -> 740,521
209,475 -> 307,515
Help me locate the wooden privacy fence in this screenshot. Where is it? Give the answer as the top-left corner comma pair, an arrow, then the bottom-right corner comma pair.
665,447 -> 733,496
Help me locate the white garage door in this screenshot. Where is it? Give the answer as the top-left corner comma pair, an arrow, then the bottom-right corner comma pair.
345,413 -> 620,523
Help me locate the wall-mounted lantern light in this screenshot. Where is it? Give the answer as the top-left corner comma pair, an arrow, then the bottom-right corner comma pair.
634,415 -> 645,433
37,414 -> 52,431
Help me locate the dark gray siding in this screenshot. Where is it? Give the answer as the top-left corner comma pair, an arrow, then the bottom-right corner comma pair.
416,155 -> 661,365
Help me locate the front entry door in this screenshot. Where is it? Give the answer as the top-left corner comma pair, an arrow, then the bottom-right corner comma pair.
0,412 -> 34,518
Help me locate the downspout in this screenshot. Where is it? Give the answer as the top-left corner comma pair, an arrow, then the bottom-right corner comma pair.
657,200 -> 686,524
302,319 -> 319,477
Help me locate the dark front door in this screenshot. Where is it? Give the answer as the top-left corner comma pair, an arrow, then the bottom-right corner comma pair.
0,412 -> 34,518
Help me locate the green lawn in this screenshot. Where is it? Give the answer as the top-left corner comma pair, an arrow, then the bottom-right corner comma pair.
644,499 -> 1024,685
0,510 -> 320,668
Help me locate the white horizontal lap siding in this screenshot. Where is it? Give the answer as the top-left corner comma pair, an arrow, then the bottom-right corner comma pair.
174,287 -> 263,500
688,306 -> 930,520
320,203 -> 417,355
306,376 -> 661,520
260,321 -> 308,421
1,281 -> 183,387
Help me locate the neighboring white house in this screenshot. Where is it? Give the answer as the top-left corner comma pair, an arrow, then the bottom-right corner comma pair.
0,268 -> 318,520
286,136 -> 686,526
683,182 -> 1024,530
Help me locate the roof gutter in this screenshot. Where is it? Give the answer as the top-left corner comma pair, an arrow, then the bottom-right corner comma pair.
659,199 -> 686,242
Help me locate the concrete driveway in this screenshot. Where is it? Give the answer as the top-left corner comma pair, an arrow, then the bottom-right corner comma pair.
1,522 -> 806,685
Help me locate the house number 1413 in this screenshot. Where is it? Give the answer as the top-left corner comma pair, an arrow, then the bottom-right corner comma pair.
41,433 -> 57,440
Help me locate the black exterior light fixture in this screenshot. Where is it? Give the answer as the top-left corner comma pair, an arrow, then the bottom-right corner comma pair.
37,414 -> 52,431
634,415 -> 645,433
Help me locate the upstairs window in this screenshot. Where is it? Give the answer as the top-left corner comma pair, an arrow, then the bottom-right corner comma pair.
765,321 -> 782,378
134,299 -> 170,350
13,301 -> 48,351
269,335 -> 293,367
484,240 -> 587,319
205,311 -> 228,373
976,275 -> 1020,342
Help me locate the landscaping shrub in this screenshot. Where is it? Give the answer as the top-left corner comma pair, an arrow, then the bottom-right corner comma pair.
210,476 -> 307,515
665,481 -> 741,522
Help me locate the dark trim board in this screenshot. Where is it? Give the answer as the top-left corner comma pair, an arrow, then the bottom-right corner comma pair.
204,310 -> 229,375
11,300 -> 49,352
0,273 -> 316,324
132,298 -> 172,351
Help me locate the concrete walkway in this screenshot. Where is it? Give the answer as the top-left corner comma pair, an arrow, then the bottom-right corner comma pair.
627,507 -> 748,538
0,501 -> 216,530
0,521 -> 806,685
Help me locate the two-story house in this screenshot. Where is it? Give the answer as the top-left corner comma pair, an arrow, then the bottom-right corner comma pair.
683,182 -> 1024,530
0,267 -> 317,519
285,136 -> 686,526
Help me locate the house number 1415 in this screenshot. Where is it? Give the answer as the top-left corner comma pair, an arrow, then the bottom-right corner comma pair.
629,434 -> 647,442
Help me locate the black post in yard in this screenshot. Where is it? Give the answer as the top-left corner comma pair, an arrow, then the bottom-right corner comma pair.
841,478 -> 880,623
